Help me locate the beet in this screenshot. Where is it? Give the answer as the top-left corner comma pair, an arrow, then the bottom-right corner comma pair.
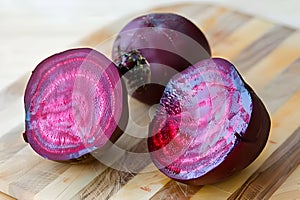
24,48 -> 128,162
148,58 -> 271,185
112,13 -> 211,105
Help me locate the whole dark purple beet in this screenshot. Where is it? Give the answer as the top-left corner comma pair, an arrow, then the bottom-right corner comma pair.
24,48 -> 128,162
112,13 -> 211,105
148,58 -> 271,185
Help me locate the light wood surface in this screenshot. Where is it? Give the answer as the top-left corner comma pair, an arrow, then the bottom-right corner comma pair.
0,3 -> 299,199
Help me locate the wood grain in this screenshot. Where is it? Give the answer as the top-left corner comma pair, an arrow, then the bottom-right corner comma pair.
77,139 -> 151,200
0,192 -> 16,200
228,126 -> 300,199
204,10 -> 251,47
150,181 -> 201,200
233,25 -> 294,73
0,3 -> 299,199
212,18 -> 274,59
260,58 -> 300,113
271,165 -> 300,199
245,31 -> 300,90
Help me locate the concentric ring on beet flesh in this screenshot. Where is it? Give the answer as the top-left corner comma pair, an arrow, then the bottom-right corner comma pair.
24,48 -> 124,161
148,58 -> 253,180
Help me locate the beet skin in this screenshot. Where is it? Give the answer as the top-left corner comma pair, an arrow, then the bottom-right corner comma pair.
148,58 -> 271,185
112,13 -> 211,105
24,48 -> 128,162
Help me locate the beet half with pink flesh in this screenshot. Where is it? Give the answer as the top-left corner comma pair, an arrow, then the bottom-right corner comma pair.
112,13 -> 211,105
148,58 -> 271,185
24,48 -> 128,162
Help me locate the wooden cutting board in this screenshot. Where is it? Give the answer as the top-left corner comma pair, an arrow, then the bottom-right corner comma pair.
1,2 -> 300,200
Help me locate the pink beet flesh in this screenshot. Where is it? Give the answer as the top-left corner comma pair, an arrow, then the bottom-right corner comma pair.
24,48 -> 124,161
148,58 -> 253,181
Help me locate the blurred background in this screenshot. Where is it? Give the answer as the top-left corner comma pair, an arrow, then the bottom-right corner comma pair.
0,0 -> 299,91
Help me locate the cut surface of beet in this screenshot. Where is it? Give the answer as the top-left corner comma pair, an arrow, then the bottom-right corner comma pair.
24,48 -> 127,161
112,13 -> 211,105
148,58 -> 270,185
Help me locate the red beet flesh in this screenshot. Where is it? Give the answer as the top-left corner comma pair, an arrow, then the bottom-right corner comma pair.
112,13 -> 211,105
148,58 -> 271,185
24,48 -> 128,162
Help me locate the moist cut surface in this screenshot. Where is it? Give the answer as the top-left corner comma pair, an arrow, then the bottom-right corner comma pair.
148,58 -> 253,180
24,48 -> 124,161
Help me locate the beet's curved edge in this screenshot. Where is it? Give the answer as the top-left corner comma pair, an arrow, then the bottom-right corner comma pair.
147,57 -> 271,185
24,48 -> 128,163
179,88 -> 271,185
112,13 -> 211,105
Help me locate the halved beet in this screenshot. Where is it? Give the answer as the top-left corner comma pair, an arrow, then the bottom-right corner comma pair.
148,58 -> 271,185
24,48 -> 128,162
112,13 -> 211,105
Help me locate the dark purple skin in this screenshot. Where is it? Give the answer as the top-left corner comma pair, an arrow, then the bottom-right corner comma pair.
148,58 -> 271,185
112,13 -> 211,105
24,48 -> 128,162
